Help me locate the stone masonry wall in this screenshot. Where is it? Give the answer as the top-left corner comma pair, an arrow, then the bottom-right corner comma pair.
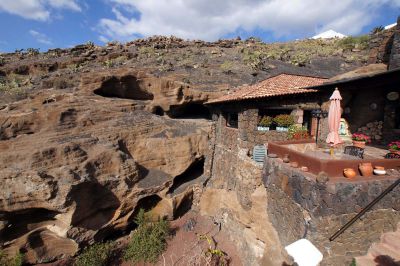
210,112 -> 263,209
263,157 -> 400,265
238,108 -> 288,151
203,113 -> 291,265
389,17 -> 400,70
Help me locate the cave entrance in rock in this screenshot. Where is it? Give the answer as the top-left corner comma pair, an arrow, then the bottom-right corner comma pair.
93,75 -> 154,100
168,157 -> 205,195
167,103 -> 211,119
101,194 -> 163,242
0,208 -> 60,243
152,106 -> 165,116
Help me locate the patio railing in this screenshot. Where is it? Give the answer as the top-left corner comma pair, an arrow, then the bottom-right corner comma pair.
329,177 -> 400,241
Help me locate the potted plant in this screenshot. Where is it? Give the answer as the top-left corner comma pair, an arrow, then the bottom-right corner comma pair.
352,133 -> 371,148
257,116 -> 272,131
288,125 -> 309,140
273,114 -> 294,132
388,141 -> 400,155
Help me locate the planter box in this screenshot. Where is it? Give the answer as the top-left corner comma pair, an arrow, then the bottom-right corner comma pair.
276,126 -> 288,132
257,126 -> 270,131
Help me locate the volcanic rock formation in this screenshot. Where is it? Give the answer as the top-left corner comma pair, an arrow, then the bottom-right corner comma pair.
0,71 -> 211,264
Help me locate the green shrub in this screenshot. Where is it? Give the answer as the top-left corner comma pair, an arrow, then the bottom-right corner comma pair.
86,41 -> 95,49
0,76 -> 28,98
290,53 -> 309,66
123,209 -> 170,264
258,116 -> 273,127
220,61 -> 235,74
103,59 -> 115,68
371,26 -> 384,34
199,234 -> 230,266
75,242 -> 114,266
242,49 -> 263,70
337,35 -> 370,50
138,46 -> 155,57
26,48 -> 39,56
273,114 -> 295,127
0,249 -> 23,266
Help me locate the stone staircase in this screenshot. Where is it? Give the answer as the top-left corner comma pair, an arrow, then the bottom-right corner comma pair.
355,223 -> 400,266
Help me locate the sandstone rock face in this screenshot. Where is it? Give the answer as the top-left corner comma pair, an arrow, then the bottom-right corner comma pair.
80,68 -> 217,118
199,187 -> 288,266
0,73 -> 211,263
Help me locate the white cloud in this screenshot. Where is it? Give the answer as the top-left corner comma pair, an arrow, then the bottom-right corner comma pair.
99,35 -> 110,43
29,30 -> 53,45
0,0 -> 81,21
98,0 -> 400,41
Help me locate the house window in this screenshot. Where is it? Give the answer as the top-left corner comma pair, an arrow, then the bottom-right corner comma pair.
226,113 -> 238,128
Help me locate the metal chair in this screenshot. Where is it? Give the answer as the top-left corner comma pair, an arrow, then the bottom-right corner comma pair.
343,146 -> 364,159
253,145 -> 266,163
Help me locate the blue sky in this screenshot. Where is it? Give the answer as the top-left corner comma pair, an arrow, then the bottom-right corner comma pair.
0,0 -> 399,52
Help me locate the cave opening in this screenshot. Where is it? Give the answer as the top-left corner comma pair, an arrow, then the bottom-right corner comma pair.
167,103 -> 211,119
68,182 -> 120,231
168,157 -> 205,195
174,193 -> 193,219
101,194 -> 163,242
93,75 -> 154,100
152,106 -> 165,116
0,208 -> 60,243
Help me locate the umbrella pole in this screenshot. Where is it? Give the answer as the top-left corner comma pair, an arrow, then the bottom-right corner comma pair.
315,117 -> 320,145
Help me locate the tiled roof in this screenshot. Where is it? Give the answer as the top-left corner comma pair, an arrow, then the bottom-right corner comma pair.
207,73 -> 327,104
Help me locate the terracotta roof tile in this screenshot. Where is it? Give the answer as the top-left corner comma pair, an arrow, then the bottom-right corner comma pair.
207,73 -> 327,104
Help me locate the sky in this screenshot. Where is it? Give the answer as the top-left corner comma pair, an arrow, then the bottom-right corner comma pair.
0,0 -> 399,52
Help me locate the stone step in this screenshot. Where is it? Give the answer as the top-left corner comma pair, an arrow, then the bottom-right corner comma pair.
355,254 -> 377,266
381,231 -> 400,253
369,243 -> 400,261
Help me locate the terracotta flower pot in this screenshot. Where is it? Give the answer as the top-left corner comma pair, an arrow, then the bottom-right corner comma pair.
283,154 -> 290,163
343,168 -> 357,179
359,162 -> 373,176
353,140 -> 366,148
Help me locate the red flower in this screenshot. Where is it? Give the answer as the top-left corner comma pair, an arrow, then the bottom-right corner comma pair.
388,141 -> 400,151
352,133 -> 371,143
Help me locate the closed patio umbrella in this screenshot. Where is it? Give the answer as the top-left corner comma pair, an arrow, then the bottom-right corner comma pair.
326,88 -> 343,146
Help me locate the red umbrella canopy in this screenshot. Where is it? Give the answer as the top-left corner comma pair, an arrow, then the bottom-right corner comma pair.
326,88 -> 343,146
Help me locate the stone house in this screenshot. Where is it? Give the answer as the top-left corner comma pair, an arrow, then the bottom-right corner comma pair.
207,68 -> 400,156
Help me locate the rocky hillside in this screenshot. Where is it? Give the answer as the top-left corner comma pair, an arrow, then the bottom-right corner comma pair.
0,29 -> 394,264
0,34 -> 377,106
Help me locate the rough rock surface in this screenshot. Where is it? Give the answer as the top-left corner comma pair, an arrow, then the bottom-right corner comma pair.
0,75 -> 211,263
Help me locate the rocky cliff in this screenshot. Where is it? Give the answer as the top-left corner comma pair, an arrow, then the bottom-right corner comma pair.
0,68 -> 212,263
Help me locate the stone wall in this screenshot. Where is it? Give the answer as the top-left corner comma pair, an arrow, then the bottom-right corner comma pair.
383,99 -> 400,142
263,157 -> 400,265
210,112 -> 264,209
200,113 -> 290,265
238,108 -> 289,151
389,17 -> 400,70
368,26 -> 396,64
